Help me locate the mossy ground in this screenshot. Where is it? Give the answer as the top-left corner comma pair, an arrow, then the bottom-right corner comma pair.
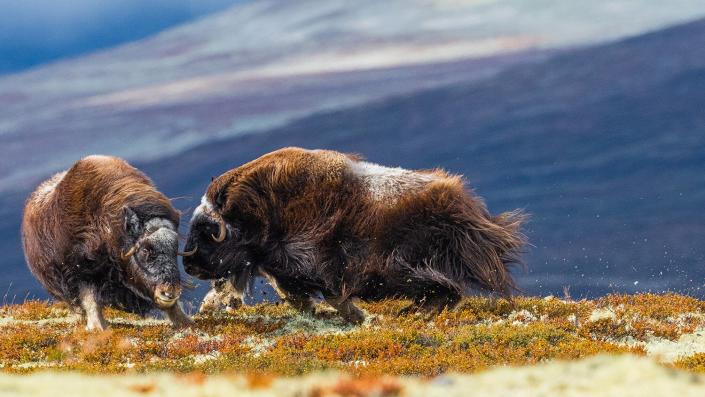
0,294 -> 704,376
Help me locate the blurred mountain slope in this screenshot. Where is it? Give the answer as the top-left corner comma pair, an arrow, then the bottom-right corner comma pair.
0,0 -> 244,74
2,0 -> 705,193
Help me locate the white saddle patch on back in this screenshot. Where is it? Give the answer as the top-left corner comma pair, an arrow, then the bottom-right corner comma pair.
349,161 -> 435,201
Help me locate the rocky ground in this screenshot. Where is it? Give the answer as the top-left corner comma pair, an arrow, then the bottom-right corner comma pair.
1,294 -> 705,395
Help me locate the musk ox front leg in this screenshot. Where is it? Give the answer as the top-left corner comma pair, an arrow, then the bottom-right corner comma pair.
165,303 -> 194,328
78,284 -> 107,331
262,273 -> 315,315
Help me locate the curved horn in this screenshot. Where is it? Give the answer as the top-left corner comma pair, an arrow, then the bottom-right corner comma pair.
182,277 -> 197,290
178,245 -> 198,257
120,245 -> 137,261
211,220 -> 227,242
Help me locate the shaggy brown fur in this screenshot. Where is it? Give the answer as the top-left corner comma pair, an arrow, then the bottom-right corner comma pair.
184,148 -> 526,323
22,155 -> 191,330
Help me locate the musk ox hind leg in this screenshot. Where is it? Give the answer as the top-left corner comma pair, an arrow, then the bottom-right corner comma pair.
398,289 -> 462,317
283,294 -> 316,315
78,284 -> 107,331
395,272 -> 463,317
324,295 -> 366,325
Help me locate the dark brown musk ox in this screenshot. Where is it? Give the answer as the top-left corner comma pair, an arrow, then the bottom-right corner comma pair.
183,147 -> 526,323
21,155 -> 194,331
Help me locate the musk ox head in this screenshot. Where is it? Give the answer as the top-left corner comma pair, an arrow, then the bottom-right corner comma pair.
182,193 -> 251,281
121,206 -> 183,309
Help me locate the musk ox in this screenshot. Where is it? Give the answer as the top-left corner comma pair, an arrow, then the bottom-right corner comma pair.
184,148 -> 526,323
21,155 -> 193,330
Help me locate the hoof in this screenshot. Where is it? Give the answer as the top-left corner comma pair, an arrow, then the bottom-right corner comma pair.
397,304 -> 419,317
171,316 -> 195,329
342,309 -> 367,325
85,321 -> 107,332
224,297 -> 243,313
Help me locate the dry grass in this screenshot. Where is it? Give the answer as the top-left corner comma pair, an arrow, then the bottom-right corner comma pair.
0,294 -> 704,375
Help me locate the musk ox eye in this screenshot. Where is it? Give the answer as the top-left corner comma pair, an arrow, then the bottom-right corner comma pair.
213,187 -> 227,209
139,246 -> 154,260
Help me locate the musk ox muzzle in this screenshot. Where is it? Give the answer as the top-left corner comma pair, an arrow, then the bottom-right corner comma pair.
153,283 -> 182,309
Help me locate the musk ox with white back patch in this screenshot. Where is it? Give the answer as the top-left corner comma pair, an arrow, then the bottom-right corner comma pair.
184,147 -> 526,323
21,155 -> 193,330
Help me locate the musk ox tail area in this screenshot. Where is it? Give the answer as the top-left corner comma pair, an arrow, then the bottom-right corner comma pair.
382,177 -> 527,300
438,177 -> 528,297
466,208 -> 528,296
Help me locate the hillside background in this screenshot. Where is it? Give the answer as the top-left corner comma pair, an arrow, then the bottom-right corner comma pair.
1,0 -> 704,305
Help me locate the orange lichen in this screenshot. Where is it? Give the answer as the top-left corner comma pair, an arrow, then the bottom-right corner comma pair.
178,371 -> 207,385
674,353 -> 705,373
596,294 -> 705,320
320,377 -> 404,397
4,300 -> 69,320
127,382 -> 156,394
245,372 -> 275,389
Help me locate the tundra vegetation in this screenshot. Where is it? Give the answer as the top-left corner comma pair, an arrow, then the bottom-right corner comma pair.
1,294 -> 705,377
